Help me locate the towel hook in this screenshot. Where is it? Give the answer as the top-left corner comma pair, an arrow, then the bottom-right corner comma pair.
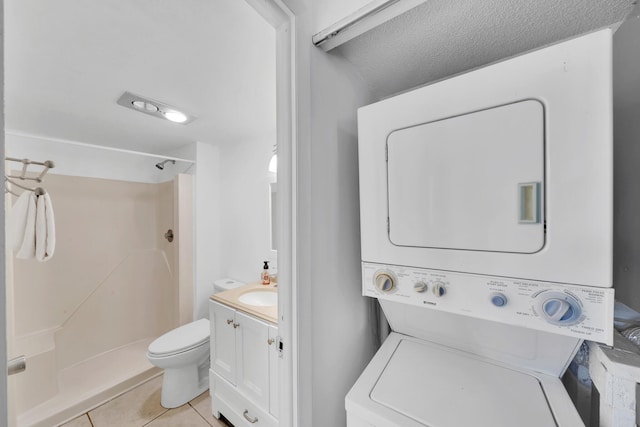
4,157 -> 54,195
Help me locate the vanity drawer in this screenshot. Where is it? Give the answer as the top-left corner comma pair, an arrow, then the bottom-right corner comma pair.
211,371 -> 278,427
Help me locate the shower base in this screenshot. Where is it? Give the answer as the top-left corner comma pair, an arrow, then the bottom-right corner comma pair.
16,338 -> 160,427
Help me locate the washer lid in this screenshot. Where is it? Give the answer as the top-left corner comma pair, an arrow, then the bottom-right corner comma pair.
371,339 -> 557,427
148,319 -> 210,356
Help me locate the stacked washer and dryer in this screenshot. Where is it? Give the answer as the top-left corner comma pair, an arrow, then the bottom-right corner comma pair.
347,29 -> 615,426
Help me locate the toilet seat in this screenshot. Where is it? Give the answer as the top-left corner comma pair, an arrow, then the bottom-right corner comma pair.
148,319 -> 210,357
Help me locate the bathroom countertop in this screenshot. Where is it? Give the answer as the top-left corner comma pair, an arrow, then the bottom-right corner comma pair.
210,282 -> 278,325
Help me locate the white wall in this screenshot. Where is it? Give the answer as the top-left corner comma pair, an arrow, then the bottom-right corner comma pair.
309,49 -> 379,426
286,1 -> 380,425
193,141 -> 221,319
613,13 -> 640,311
218,134 -> 276,284
190,135 -> 275,320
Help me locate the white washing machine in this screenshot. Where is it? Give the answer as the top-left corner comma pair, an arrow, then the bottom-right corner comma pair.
348,29 -> 615,427
346,299 -> 591,426
346,266 -> 611,426
347,333 -> 583,427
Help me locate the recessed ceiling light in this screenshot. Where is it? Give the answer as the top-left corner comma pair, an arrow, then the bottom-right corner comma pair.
132,100 -> 159,112
163,110 -> 188,123
116,92 -> 196,125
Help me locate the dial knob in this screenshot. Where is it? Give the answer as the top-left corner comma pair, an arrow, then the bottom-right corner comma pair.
414,282 -> 427,293
374,271 -> 396,293
432,282 -> 446,297
538,292 -> 582,326
490,293 -> 508,307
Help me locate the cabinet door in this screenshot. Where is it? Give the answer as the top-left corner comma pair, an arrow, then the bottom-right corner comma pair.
268,325 -> 280,419
210,301 -> 237,385
235,311 -> 270,411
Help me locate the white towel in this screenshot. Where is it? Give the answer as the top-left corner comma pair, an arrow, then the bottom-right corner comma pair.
16,193 -> 37,259
45,194 -> 56,260
35,193 -> 55,262
8,192 -> 31,252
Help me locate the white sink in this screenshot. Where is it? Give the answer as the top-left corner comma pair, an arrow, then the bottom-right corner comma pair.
238,289 -> 278,307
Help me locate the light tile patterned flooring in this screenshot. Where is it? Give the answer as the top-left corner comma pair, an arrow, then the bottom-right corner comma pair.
59,376 -> 232,427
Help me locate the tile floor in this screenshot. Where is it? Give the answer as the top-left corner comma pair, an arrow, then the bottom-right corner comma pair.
59,376 -> 232,427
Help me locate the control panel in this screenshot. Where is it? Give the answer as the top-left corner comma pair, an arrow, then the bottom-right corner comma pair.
363,262 -> 614,345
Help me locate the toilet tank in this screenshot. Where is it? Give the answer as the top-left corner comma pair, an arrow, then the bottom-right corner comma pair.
213,278 -> 245,294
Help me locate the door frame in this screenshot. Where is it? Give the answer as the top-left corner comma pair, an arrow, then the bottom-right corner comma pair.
228,1 -> 300,426
258,2 -> 298,426
1,0 -> 8,424
0,0 -> 298,425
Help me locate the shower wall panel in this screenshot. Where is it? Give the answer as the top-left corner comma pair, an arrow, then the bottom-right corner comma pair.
9,174 -> 177,412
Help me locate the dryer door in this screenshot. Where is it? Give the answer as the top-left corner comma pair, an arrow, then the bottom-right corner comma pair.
387,99 -> 544,253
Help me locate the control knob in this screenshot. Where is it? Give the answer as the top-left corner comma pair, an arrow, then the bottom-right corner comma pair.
374,271 -> 396,293
537,292 -> 582,326
413,282 -> 427,293
490,293 -> 508,307
432,281 -> 446,297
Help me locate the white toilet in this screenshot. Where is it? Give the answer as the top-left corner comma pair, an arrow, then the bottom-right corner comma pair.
147,278 -> 245,408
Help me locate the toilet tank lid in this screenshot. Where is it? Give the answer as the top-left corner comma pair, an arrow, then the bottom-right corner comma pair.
214,277 -> 245,291
148,318 -> 209,356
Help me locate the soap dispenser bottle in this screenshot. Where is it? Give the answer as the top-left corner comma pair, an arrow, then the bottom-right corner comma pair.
261,261 -> 271,285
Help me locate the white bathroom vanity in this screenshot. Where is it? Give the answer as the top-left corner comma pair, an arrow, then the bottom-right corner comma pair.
209,283 -> 280,427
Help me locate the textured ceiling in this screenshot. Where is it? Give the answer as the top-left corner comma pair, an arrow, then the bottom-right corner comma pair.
335,0 -> 635,99
5,0 -> 276,154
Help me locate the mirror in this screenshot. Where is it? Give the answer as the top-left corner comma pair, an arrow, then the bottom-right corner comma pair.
270,182 -> 278,252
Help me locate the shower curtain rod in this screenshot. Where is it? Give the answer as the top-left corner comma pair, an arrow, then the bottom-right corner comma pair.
5,130 -> 196,164
312,0 -> 401,47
